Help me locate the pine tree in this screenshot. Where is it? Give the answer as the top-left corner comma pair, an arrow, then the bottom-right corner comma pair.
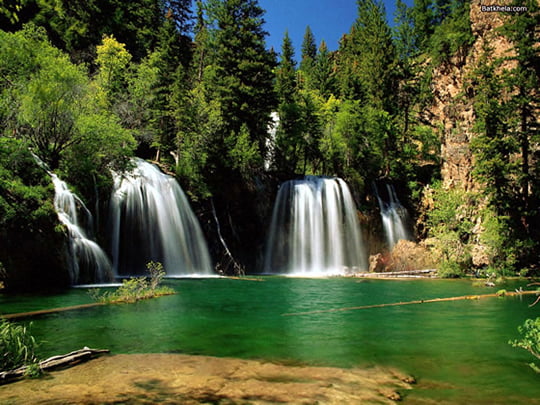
274,31 -> 302,173
276,31 -> 297,103
312,41 -> 336,98
410,0 -> 434,52
499,0 -> 540,234
300,25 -> 317,68
338,0 -> 397,110
299,25 -> 317,89
206,0 -> 277,176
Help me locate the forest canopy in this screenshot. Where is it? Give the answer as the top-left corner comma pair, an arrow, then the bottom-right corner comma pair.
0,0 -> 538,286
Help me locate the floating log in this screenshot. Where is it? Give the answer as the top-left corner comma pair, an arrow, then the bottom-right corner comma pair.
0,347 -> 109,384
353,269 -> 438,278
283,290 -> 540,316
1,302 -> 105,321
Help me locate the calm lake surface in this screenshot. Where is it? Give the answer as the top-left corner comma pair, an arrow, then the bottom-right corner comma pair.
2,277 -> 539,404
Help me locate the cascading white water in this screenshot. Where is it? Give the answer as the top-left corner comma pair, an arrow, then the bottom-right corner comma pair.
31,153 -> 112,284
264,176 -> 367,275
109,158 -> 212,276
375,184 -> 411,249
51,174 -> 113,284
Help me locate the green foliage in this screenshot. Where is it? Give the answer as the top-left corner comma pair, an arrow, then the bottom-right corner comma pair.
226,124 -> 261,177
424,180 -> 520,277
1,26 -> 135,202
428,1 -> 474,64
0,137 -> 70,290
147,261 -> 165,291
338,0 -> 397,110
175,83 -> 220,199
424,182 -> 476,276
437,260 -> 463,278
509,318 -> 540,373
0,319 -> 38,371
209,0 -> 277,158
95,35 -> 133,105
91,261 -> 174,304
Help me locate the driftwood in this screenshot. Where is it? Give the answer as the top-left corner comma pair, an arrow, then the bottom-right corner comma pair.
1,302 -> 105,321
0,347 -> 109,384
283,290 -> 540,316
354,269 -> 437,278
528,283 -> 540,307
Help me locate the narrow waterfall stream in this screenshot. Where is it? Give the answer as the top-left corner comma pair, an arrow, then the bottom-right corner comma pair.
374,184 -> 411,249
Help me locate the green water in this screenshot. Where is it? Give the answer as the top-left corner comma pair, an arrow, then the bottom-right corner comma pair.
1,277 -> 539,404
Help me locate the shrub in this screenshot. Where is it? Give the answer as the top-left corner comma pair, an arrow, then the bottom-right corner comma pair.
147,261 -> 165,291
437,260 -> 464,278
90,261 -> 173,304
509,318 -> 540,373
0,319 -> 38,371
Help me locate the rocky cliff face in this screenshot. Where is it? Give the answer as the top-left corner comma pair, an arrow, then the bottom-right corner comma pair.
419,0 -> 523,268
428,0 -> 517,191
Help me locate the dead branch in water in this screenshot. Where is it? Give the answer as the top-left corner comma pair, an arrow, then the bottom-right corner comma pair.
282,290 -> 540,316
1,302 -> 105,321
210,198 -> 245,276
0,347 -> 109,384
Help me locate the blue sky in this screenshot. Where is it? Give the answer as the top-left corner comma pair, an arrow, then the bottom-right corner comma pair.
258,0 -> 409,60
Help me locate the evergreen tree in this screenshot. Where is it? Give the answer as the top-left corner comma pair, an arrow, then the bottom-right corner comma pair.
394,0 -> 419,60
336,0 -> 397,110
499,0 -> 540,235
410,0 -> 434,51
274,31 -> 302,174
312,41 -> 336,98
208,0 -> 277,175
276,31 -> 296,103
300,25 -> 317,68
299,25 -> 317,89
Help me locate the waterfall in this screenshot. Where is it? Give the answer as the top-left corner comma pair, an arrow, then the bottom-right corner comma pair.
109,158 -> 212,276
265,111 -> 279,170
51,175 -> 113,284
31,153 -> 112,284
264,176 -> 367,275
374,184 -> 411,249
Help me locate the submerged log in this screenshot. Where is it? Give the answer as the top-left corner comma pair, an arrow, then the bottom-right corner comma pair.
283,290 -> 540,316
1,302 -> 105,321
0,347 -> 109,384
354,269 -> 438,278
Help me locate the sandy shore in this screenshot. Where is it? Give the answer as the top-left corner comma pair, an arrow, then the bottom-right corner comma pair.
0,353 -> 414,404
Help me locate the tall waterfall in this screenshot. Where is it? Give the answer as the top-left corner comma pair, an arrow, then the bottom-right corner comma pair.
264,176 -> 367,275
109,158 -> 212,276
33,154 -> 113,284
375,184 -> 411,249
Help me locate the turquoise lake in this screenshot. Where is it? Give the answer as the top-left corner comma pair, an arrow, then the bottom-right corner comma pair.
1,277 -> 539,404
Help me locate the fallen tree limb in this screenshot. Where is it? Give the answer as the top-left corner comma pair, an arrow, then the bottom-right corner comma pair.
1,302 -> 105,321
210,198 -> 245,276
0,347 -> 109,384
353,269 -> 437,278
282,290 -> 540,316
